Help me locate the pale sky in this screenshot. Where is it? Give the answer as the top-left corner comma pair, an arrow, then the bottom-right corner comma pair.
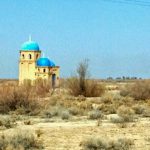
0,0 -> 150,79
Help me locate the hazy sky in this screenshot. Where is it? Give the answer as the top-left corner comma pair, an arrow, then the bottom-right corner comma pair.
0,0 -> 150,79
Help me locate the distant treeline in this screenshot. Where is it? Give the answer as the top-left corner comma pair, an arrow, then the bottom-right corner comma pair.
107,76 -> 142,80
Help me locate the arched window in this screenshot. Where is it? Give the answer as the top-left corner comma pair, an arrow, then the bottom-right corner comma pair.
22,54 -> 24,59
29,54 -> 32,59
43,69 -> 46,73
38,68 -> 40,72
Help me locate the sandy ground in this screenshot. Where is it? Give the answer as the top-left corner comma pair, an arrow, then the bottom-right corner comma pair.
1,116 -> 150,150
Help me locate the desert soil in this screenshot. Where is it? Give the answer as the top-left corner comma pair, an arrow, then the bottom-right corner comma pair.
1,116 -> 150,150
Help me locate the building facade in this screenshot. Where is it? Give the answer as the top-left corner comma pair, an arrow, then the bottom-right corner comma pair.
19,38 -> 60,87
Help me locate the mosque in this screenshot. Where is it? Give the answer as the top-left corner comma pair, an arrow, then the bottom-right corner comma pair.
19,37 -> 60,87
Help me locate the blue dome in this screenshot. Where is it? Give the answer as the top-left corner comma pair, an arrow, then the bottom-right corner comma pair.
21,41 -> 40,51
36,57 -> 55,67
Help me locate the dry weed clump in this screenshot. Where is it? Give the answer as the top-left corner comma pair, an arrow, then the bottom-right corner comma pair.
110,115 -> 124,124
0,116 -> 16,129
117,105 -> 135,122
88,110 -> 103,120
41,106 -> 71,120
99,94 -> 135,114
34,78 -> 52,97
0,130 -> 43,150
81,137 -> 134,150
120,80 -> 150,100
133,105 -> 150,117
0,85 -> 40,115
68,107 -> 80,116
61,110 -> 71,120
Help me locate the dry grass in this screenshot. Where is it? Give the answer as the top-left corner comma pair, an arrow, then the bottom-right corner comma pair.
41,105 -> 72,120
61,110 -> 71,120
0,85 -> 40,115
132,104 -> 150,117
0,130 -> 43,150
88,110 -> 103,120
0,79 -> 150,149
34,78 -> 52,97
67,78 -> 105,97
0,116 -> 16,129
117,105 -> 135,122
81,137 -> 134,150
120,80 -> 150,100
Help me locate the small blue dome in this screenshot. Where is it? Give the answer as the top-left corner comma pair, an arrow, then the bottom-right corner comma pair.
36,57 -> 55,67
21,41 -> 40,51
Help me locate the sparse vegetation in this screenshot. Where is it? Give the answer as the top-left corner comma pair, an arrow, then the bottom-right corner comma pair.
117,105 -> 135,122
61,110 -> 71,120
68,107 -> 80,116
0,78 -> 149,149
0,85 -> 40,115
35,78 -> 52,97
88,110 -> 103,120
0,116 -> 16,129
0,130 -> 43,150
120,80 -> 150,100
110,115 -> 124,123
81,137 -> 134,150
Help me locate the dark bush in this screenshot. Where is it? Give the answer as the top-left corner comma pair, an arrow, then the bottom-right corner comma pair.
67,59 -> 105,97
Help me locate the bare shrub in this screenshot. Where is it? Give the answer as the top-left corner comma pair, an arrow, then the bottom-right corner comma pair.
67,59 -> 105,97
88,110 -> 103,120
67,78 -> 105,97
0,85 -> 40,115
81,137 -> 134,150
35,78 -> 52,97
117,105 -> 135,122
67,77 -> 80,96
0,130 -> 43,150
120,80 -> 150,100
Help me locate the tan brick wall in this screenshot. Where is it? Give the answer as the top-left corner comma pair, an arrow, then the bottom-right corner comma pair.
19,50 -> 41,85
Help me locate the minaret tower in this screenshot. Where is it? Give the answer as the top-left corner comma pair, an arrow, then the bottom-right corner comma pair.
19,36 -> 41,85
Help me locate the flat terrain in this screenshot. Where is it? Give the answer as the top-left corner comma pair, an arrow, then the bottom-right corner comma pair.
0,115 -> 150,150
0,79 -> 150,150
